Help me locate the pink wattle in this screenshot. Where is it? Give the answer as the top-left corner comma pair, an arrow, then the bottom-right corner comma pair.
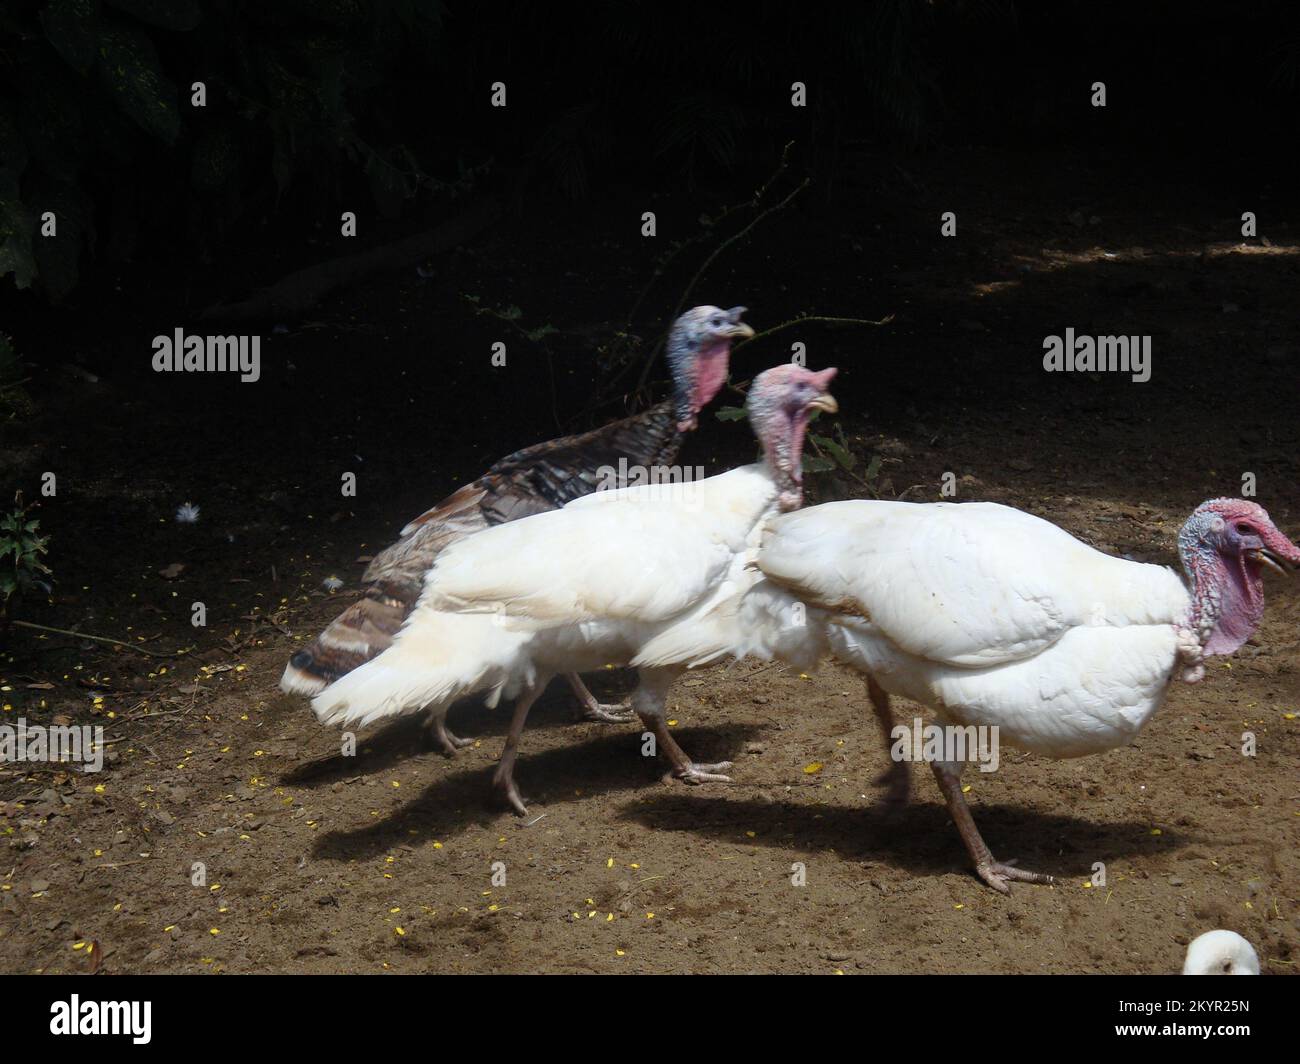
692,342 -> 732,413
1203,556 -> 1265,657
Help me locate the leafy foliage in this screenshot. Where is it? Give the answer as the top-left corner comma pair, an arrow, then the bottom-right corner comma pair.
0,492 -> 52,612
0,333 -> 35,421
806,423 -> 882,493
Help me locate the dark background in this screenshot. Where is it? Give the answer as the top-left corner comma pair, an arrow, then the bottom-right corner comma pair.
1,0 -> 1299,630
3,2 -> 1299,339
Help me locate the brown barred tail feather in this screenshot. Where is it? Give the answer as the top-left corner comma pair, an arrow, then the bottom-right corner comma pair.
279,588 -> 411,695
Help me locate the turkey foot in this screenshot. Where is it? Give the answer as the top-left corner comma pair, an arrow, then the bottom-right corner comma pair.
975,858 -> 1056,896
427,714 -> 474,757
641,715 -> 733,786
491,764 -> 531,817
930,760 -> 1055,895
493,679 -> 549,816
669,761 -> 735,785
566,673 -> 637,724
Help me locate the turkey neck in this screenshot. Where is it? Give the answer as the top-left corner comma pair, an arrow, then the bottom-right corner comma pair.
668,337 -> 731,431
762,409 -> 810,513
1177,523 -> 1264,657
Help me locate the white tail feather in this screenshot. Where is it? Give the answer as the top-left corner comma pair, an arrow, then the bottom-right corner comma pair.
310,610 -> 531,729
734,580 -> 829,672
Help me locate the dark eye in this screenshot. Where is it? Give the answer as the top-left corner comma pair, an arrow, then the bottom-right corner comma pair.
710,316 -> 724,328
1236,523 -> 1254,535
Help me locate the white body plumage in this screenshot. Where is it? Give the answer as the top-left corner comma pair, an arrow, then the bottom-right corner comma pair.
751,500 -> 1195,759
311,464 -> 785,727
1182,930 -> 1259,975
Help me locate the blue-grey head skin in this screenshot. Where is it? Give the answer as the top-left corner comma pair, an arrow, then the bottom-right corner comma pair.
666,306 -> 754,430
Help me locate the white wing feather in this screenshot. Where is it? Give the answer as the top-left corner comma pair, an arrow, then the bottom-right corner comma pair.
759,500 -> 1188,668
425,465 -> 776,625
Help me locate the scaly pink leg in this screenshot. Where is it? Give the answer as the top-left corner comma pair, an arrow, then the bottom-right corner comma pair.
930,759 -> 1055,895
633,668 -> 733,785
566,672 -> 637,724
492,677 -> 552,815
425,711 -> 474,757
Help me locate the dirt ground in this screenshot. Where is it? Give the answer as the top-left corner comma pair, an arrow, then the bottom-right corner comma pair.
1,146 -> 1297,974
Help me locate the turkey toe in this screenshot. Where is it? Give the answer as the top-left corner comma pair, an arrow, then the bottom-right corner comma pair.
671,761 -> 734,785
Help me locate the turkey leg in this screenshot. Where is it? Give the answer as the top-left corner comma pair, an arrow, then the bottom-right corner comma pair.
930,759 -> 1055,895
566,673 -> 638,724
633,668 -> 733,785
425,711 -> 474,757
866,675 -> 910,809
493,677 -> 552,816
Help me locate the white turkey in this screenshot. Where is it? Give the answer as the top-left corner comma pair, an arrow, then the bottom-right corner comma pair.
281,305 -> 753,749
747,497 -> 1299,893
1182,930 -> 1259,975
309,363 -> 838,813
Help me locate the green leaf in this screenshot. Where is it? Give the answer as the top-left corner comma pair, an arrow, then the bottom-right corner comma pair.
802,454 -> 836,474
811,433 -> 856,471
104,0 -> 202,31
863,454 -> 882,481
715,406 -> 747,421
41,0 -> 103,76
96,26 -> 181,144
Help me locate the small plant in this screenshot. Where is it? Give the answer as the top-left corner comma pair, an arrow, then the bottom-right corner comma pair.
0,334 -> 35,422
461,295 -> 559,343
715,403 -> 883,494
0,492 -> 52,615
807,422 -> 882,486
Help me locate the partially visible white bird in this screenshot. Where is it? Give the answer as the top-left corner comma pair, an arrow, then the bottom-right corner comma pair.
1183,930 -> 1260,975
748,496 -> 1300,893
310,364 -> 838,813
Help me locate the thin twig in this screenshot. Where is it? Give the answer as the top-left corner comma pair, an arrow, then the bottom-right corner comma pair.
735,313 -> 895,354
633,176 -> 813,401
8,621 -> 174,658
622,141 -> 797,333
721,314 -> 896,395
669,177 -> 811,330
